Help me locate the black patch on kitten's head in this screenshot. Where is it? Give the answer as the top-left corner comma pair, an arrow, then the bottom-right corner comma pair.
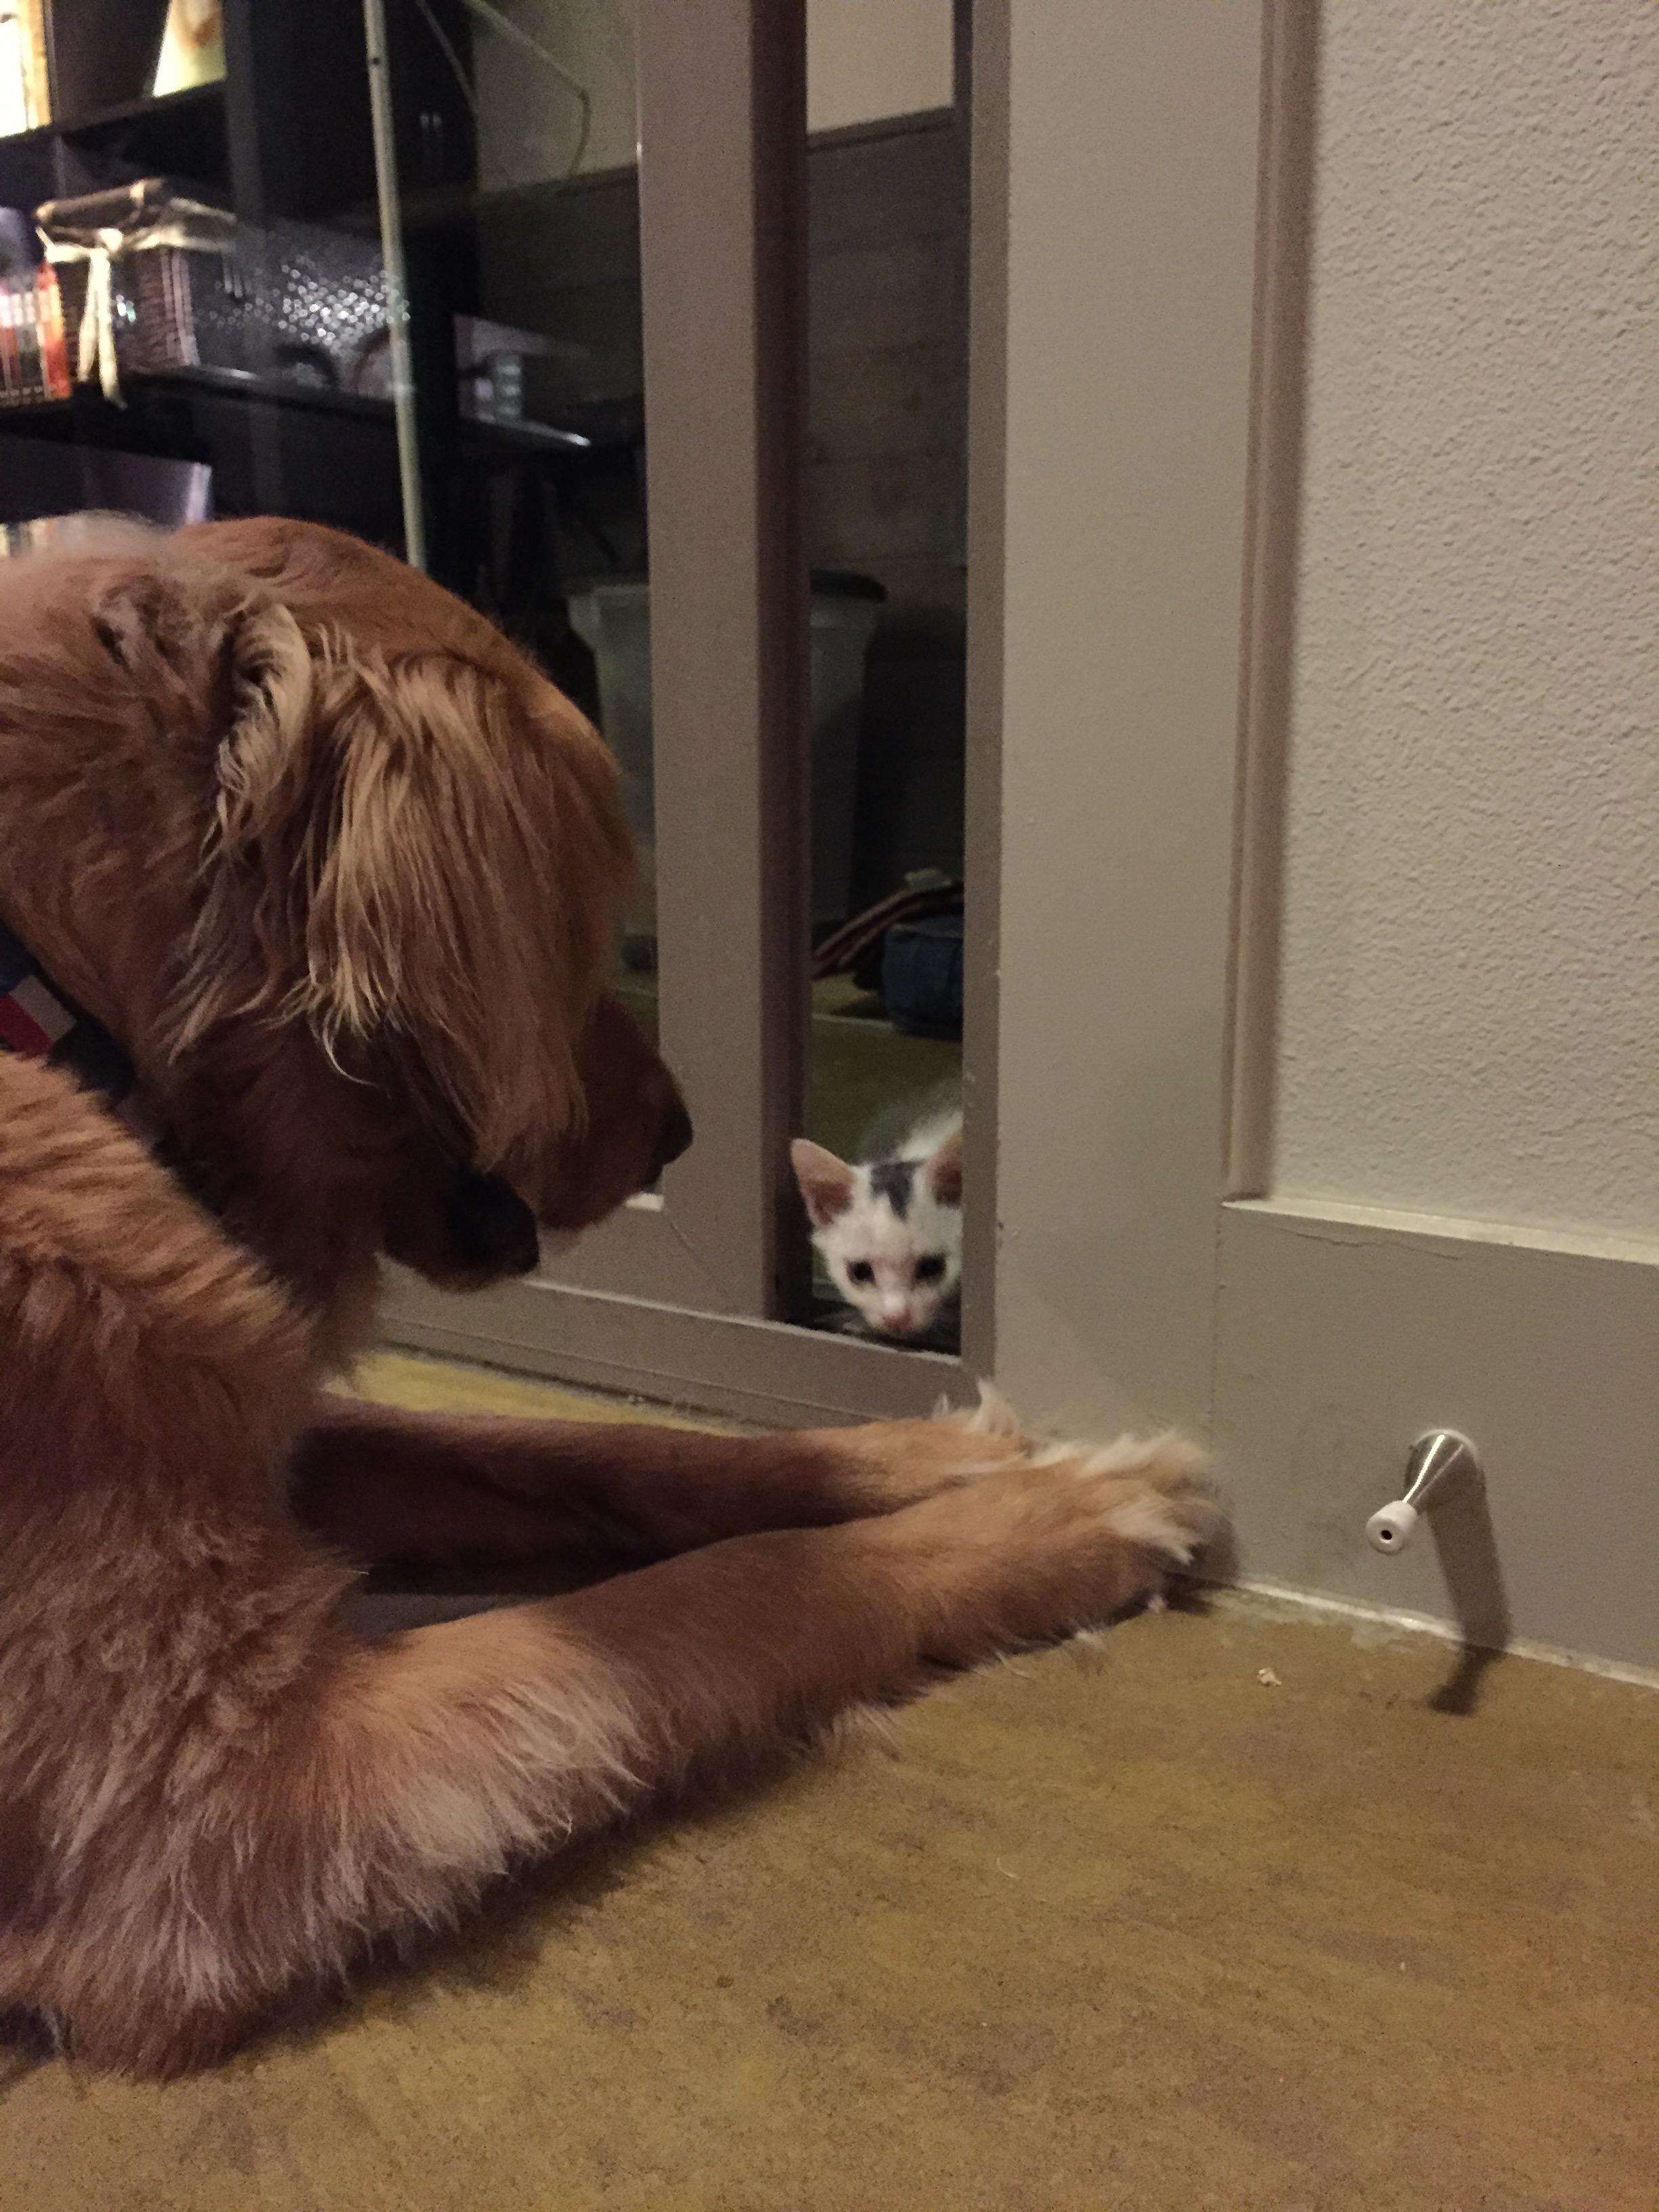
869,1158 -> 917,1218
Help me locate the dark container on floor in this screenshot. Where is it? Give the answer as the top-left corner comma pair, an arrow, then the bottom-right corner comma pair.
882,911 -> 963,1038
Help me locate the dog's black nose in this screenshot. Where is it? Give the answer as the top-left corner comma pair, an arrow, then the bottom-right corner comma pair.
653,1099 -> 694,1179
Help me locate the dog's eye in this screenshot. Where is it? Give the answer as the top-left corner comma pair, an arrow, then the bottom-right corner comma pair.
848,1261 -> 875,1284
915,1255 -> 947,1284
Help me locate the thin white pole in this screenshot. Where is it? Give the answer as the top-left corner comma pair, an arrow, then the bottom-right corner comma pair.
362,0 -> 428,571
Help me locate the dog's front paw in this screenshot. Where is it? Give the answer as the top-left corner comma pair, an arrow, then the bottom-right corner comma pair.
808,1384 -> 1031,1515
865,1430 -> 1221,1668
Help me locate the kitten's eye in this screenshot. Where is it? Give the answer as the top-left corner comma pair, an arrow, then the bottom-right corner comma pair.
915,1255 -> 947,1284
848,1261 -> 875,1284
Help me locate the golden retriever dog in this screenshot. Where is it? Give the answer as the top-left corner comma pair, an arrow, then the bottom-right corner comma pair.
0,518 -> 1216,2076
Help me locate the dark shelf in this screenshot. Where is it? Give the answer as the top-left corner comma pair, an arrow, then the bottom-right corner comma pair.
57,81 -> 227,193
0,81 -> 222,152
0,118 -> 56,155
0,364 -> 599,456
0,81 -> 229,204
57,81 -> 225,142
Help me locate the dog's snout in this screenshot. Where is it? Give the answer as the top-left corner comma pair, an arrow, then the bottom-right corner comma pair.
654,1099 -> 694,1179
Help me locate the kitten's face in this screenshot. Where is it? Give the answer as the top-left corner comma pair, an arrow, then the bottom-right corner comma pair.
791,1127 -> 962,1338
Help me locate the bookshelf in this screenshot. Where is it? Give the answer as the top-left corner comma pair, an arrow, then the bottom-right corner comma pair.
0,1 -> 228,201
0,0 -> 615,632
0,0 -> 422,547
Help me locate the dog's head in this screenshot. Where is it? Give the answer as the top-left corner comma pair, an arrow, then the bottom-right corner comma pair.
148,519 -> 690,1288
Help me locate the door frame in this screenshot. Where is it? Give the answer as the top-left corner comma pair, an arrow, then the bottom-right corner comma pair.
984,0 -> 1658,1674
377,0 -> 1006,1422
987,0 -> 1268,1441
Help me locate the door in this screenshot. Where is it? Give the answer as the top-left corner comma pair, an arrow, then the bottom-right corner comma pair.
988,0 -> 1658,1675
363,0 -> 1000,1427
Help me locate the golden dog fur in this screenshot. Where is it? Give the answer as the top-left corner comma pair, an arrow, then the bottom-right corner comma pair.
0,519 -> 1216,2076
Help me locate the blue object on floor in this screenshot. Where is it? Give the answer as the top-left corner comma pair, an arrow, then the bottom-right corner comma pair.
882,912 -> 964,1038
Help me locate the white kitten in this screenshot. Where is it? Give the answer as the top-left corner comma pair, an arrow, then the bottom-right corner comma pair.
790,1109 -> 962,1340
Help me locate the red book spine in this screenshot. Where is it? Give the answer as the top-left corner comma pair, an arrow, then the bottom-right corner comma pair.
35,262 -> 68,398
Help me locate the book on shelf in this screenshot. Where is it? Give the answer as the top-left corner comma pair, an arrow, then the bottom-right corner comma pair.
0,0 -> 49,136
153,0 -> 225,97
35,257 -> 66,394
0,261 -> 71,404
18,268 -> 38,391
7,274 -> 30,397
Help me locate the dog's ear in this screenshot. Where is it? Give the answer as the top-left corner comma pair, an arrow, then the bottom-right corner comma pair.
181,626 -> 631,1168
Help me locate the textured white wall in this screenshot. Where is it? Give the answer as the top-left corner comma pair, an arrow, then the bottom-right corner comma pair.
1273,1 -> 1659,1241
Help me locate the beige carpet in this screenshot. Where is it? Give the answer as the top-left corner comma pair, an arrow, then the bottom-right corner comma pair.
5,1354 -> 1656,2210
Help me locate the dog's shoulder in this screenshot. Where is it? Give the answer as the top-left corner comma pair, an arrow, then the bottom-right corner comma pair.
0,1048 -> 138,1212
0,1052 -> 312,1397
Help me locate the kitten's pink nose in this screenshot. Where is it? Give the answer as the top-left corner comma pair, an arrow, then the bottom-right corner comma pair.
882,1298 -> 915,1331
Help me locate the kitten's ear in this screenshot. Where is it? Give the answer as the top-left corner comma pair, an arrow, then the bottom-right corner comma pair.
926,1124 -> 964,1207
790,1139 -> 855,1228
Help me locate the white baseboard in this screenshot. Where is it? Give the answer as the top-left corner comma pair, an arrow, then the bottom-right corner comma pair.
1215,1576 -> 1659,1694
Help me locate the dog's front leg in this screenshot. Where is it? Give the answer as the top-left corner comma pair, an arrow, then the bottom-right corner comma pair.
58,1433 -> 1214,2076
291,1391 -> 1031,1569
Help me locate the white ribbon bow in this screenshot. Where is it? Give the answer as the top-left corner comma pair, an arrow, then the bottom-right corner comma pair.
41,224 -> 126,401
39,191 -> 236,403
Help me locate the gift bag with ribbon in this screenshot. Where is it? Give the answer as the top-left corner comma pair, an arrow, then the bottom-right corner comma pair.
37,179 -> 236,401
